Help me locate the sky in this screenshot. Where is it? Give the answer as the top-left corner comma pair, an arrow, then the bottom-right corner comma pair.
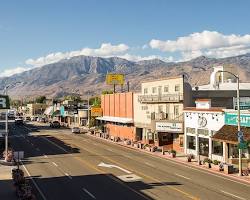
0,0 -> 250,77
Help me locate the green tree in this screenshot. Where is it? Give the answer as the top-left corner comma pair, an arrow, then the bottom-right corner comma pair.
101,90 -> 113,95
89,96 -> 101,107
63,95 -> 81,102
35,96 -> 47,103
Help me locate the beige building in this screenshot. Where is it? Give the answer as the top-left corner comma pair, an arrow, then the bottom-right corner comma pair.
26,103 -> 47,116
134,75 -> 193,152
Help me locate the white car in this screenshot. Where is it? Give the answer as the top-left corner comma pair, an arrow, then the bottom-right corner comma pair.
71,127 -> 80,134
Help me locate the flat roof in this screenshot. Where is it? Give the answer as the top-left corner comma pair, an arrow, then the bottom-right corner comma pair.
183,107 -> 225,112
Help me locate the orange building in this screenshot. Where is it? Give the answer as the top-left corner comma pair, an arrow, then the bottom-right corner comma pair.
97,92 -> 139,141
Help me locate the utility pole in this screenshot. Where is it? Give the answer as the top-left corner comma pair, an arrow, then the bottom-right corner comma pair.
4,86 -> 9,162
87,92 -> 90,127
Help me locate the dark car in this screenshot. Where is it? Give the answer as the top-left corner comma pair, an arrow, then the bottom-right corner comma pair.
50,121 -> 60,128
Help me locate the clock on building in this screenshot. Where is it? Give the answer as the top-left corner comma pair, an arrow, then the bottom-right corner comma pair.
198,116 -> 207,127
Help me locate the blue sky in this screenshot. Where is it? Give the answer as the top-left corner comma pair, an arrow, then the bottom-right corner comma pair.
0,0 -> 250,76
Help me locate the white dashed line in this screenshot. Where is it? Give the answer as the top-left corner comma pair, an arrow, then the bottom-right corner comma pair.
52,162 -> 58,167
82,188 -> 96,199
107,148 -> 113,152
220,190 -> 246,200
144,162 -> 155,167
43,154 -> 48,158
175,173 -> 190,180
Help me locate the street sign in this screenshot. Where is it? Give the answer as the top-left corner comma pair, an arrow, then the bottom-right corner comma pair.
237,131 -> 244,143
0,95 -> 10,109
106,74 -> 125,85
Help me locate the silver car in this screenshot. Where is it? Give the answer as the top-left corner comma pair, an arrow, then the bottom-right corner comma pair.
71,127 -> 80,134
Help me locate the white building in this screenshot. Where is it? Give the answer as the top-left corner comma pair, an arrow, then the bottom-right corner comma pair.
134,75 -> 193,152
184,99 -> 225,161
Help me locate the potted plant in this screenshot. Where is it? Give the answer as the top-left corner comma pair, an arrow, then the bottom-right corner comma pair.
203,158 -> 212,168
211,160 -> 221,171
187,154 -> 194,162
170,150 -> 176,158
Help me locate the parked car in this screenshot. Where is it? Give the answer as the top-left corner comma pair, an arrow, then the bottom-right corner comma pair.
15,118 -> 24,125
71,127 -> 80,134
50,121 -> 60,128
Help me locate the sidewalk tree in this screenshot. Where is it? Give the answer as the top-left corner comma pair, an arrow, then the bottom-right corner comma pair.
64,95 -> 81,102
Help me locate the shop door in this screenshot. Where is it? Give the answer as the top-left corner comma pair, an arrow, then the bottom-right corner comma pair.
199,138 -> 209,156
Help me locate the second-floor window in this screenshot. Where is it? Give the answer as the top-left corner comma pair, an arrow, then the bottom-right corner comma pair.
164,86 -> 169,93
175,84 -> 180,92
152,87 -> 157,94
144,88 -> 148,94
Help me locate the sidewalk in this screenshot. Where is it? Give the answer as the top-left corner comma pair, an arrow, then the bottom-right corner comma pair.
88,133 -> 250,185
0,164 -> 16,200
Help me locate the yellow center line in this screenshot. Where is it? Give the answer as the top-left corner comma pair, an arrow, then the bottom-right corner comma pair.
48,133 -> 200,200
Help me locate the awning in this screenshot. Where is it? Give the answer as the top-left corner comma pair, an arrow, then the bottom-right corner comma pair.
96,116 -> 133,124
212,125 -> 250,144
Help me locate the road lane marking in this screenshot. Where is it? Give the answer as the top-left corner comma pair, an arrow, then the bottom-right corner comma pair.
52,162 -> 58,167
65,173 -> 72,179
175,173 -> 191,180
107,148 -> 113,152
98,162 -> 132,174
144,162 -> 155,167
42,137 -> 68,153
220,190 -> 246,200
21,162 -> 47,200
82,188 -> 96,199
124,154 -> 132,158
43,154 -> 48,158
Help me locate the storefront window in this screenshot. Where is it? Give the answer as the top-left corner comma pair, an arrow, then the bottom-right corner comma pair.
212,141 -> 223,156
186,127 -> 195,134
187,136 -> 196,150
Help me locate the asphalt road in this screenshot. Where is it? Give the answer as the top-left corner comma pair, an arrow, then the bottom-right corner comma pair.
8,122 -> 250,200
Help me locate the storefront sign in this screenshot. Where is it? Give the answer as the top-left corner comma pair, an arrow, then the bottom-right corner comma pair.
233,97 -> 250,110
225,112 -> 250,127
91,107 -> 102,117
156,122 -> 183,132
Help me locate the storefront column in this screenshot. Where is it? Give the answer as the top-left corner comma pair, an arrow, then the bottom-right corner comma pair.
223,142 -> 228,163
209,138 -> 212,159
195,135 -> 199,156
184,134 -> 187,154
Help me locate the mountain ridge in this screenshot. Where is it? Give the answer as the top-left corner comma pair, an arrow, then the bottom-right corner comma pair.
2,53 -> 250,99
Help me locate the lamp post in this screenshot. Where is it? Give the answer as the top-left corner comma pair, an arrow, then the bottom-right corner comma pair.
218,70 -> 242,176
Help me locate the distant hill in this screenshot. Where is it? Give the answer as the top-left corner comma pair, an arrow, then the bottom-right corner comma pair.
1,53 -> 250,99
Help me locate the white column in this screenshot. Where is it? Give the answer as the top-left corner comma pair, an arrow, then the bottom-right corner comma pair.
184,134 -> 187,154
195,135 -> 199,156
209,138 -> 212,159
223,142 -> 228,163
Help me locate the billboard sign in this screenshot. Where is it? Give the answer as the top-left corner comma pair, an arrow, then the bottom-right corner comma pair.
106,74 -> 125,85
0,95 -> 10,109
225,112 -> 250,127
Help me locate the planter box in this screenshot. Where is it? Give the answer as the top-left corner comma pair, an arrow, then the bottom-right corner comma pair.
211,164 -> 220,171
205,163 -> 211,168
224,164 -> 234,174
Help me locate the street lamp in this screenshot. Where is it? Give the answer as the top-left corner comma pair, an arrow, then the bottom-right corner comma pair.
217,70 -> 242,176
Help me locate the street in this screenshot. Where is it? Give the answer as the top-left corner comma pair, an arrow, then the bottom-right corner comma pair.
8,122 -> 250,200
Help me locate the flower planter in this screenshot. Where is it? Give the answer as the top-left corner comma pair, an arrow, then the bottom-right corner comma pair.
205,162 -> 211,168
170,153 -> 176,158
211,164 -> 221,171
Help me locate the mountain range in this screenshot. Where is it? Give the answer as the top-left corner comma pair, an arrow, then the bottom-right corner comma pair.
1,53 -> 250,99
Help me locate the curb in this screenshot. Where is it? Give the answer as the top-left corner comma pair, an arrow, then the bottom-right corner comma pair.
87,133 -> 250,185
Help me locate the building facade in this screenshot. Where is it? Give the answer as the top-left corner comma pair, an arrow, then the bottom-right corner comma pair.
184,99 -> 225,161
97,92 -> 137,141
26,103 -> 47,116
134,75 -> 193,152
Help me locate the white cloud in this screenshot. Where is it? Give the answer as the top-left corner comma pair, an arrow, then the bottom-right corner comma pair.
149,30 -> 250,60
0,67 -> 31,77
26,43 -> 129,67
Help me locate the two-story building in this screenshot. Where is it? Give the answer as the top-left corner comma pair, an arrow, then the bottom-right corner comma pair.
184,99 -> 225,161
134,75 -> 193,152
